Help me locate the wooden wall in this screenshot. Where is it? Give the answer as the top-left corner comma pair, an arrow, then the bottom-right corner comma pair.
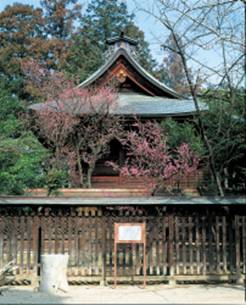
0,205 -> 245,284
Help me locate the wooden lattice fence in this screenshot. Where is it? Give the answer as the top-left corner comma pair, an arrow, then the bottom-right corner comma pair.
0,205 -> 245,284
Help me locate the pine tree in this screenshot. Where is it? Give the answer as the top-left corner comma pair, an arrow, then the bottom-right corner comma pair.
124,22 -> 157,74
40,0 -> 82,71
82,0 -> 134,51
65,0 -> 157,82
0,4 -> 46,98
40,0 -> 82,40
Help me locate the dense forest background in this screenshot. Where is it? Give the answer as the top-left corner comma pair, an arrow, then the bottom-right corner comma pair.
0,0 -> 245,195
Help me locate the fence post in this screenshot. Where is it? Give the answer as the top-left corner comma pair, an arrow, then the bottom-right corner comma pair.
101,212 -> 107,286
168,214 -> 176,285
235,215 -> 243,284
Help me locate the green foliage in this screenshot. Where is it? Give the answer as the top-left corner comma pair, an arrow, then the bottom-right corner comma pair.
0,1 -> 157,96
45,167 -> 68,196
0,88 -> 48,194
65,0 -> 157,81
40,0 -> 82,40
124,23 -> 157,73
161,118 -> 205,157
201,91 -> 246,192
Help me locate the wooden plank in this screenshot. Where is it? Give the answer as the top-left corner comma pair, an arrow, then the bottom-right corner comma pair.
242,216 -> 246,274
222,216 -> 227,273
54,212 -> 59,254
78,215 -> 83,276
61,214 -> 65,254
67,273 -> 240,283
188,217 -> 193,275
88,212 -> 93,276
148,217 -> 154,275
153,215 -> 158,276
32,214 -> 39,275
159,214 -> 164,276
175,216 -> 180,275
94,213 -> 99,275
0,216 -> 3,269
67,211 -> 73,276
168,215 -> 174,276
235,215 -> 241,279
26,216 -> 32,273
201,216 -> 206,275
12,215 -> 18,268
74,215 -> 80,276
101,213 -> 107,284
216,216 -> 220,274
208,214 -> 214,274
47,214 -> 52,254
195,215 -> 201,275
37,220 -> 42,277
182,217 -> 187,275
20,214 -> 25,271
109,216 -> 113,277
156,216 -> 161,276
228,216 -> 234,273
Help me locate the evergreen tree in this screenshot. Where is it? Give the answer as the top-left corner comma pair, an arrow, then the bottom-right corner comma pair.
65,0 -> 157,82
0,3 -> 46,98
124,22 -> 157,73
0,85 -> 48,194
40,0 -> 82,71
40,0 -> 82,40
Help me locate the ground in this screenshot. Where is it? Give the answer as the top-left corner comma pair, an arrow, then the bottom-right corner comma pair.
0,284 -> 245,304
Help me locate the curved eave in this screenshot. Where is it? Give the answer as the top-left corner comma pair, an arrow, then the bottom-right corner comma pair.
28,96 -> 208,117
77,48 -> 182,99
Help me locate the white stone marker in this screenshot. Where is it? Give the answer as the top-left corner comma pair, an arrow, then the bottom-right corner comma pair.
39,254 -> 69,293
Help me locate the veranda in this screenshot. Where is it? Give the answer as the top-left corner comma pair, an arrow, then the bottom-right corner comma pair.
0,197 -> 245,285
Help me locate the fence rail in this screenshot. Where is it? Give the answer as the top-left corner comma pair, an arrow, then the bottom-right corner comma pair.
0,205 -> 245,284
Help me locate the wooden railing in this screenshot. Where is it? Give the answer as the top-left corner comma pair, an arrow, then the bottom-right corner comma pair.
0,205 -> 245,284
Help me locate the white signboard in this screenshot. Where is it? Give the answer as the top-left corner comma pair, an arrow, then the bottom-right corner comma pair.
118,225 -> 142,241
114,223 -> 146,287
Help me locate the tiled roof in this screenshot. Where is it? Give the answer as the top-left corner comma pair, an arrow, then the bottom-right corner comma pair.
115,93 -> 207,116
29,92 -> 207,117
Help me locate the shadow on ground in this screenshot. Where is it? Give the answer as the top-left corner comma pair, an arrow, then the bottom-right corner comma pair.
0,286 -> 69,304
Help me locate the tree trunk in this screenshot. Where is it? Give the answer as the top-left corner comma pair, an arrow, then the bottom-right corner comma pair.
76,148 -> 84,187
170,32 -> 224,196
87,166 -> 94,188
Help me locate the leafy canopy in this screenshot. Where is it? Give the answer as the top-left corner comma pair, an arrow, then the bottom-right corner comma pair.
0,87 -> 47,194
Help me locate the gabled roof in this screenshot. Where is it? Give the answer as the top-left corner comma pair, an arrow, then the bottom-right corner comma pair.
77,47 -> 182,99
30,35 -> 208,117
